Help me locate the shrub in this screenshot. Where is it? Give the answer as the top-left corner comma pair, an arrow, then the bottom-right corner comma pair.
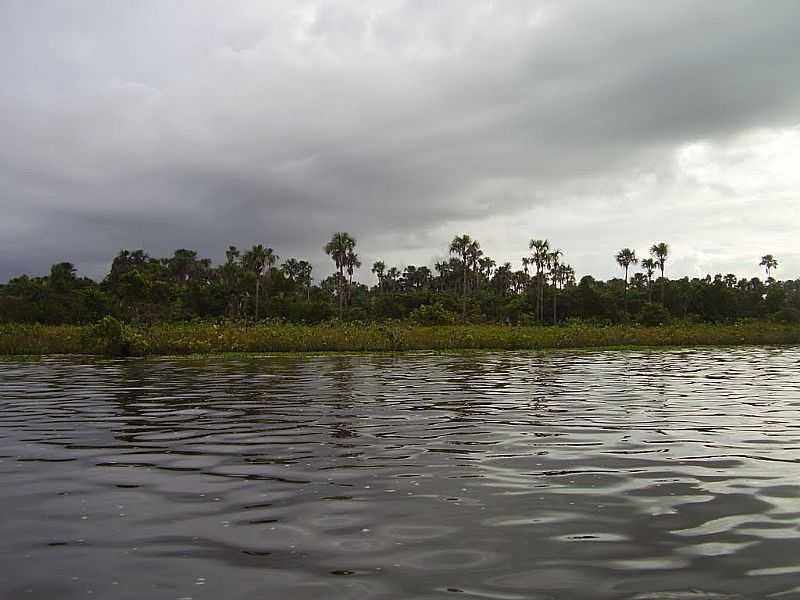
637,302 -> 671,326
772,307 -> 800,324
377,325 -> 406,351
409,303 -> 457,326
85,316 -> 149,356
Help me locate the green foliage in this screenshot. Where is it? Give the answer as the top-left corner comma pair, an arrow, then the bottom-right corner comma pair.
0,240 -> 797,330
637,302 -> 671,326
409,303 -> 457,325
772,307 -> 800,324
2,320 -> 800,357
85,317 -> 150,356
377,325 -> 406,351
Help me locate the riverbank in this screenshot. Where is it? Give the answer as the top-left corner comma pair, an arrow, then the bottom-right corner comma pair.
1,320 -> 799,356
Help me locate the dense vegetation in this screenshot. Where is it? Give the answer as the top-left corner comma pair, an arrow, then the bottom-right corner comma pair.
3,321 -> 799,357
1,234 -> 797,327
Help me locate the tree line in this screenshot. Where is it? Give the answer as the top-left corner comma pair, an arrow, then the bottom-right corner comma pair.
1,233 -> 797,326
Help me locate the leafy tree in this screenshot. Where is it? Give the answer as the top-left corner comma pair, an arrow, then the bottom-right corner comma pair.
324,232 -> 355,317
529,239 -> 550,323
615,248 -> 638,312
372,260 -> 386,292
650,242 -> 670,303
760,254 -> 778,279
344,248 -> 361,305
640,258 -> 656,302
240,246 -> 276,320
449,234 -> 479,317
548,249 -> 563,324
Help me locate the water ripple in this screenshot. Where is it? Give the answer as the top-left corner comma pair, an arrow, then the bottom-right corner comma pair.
1,347 -> 800,598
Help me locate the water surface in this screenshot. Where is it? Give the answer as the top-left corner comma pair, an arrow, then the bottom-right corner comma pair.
2,348 -> 800,599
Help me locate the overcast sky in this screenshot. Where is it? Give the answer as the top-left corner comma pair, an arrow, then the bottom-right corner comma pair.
2,0 -> 799,283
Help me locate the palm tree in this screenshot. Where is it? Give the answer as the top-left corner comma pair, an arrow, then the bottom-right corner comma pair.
492,262 -> 513,296
650,242 -> 669,303
222,246 -> 243,317
760,254 -> 778,279
616,248 -> 638,312
478,256 -> 496,287
298,260 -> 313,300
386,267 -> 401,292
467,242 -> 483,291
324,232 -> 355,317
281,257 -> 301,281
344,248 -> 361,304
641,258 -> 656,302
372,260 -> 386,292
225,245 -> 240,265
282,258 -> 311,298
548,249 -> 563,324
450,234 -> 478,317
263,247 -> 278,311
561,264 -> 576,287
243,244 -> 267,320
529,239 -> 550,323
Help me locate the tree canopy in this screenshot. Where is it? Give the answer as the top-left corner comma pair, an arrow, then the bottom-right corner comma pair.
1,238 -> 797,326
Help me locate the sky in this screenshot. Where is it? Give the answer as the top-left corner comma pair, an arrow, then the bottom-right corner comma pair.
1,0 -> 799,284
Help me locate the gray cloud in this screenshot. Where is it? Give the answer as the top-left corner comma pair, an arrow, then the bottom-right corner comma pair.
2,0 -> 800,282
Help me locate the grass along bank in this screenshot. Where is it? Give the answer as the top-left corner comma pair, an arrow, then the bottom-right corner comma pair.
1,319 -> 799,357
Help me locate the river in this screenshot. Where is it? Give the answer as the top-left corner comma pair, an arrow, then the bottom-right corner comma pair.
1,348 -> 799,599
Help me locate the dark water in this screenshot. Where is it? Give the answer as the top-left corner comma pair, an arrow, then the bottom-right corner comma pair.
2,349 -> 800,599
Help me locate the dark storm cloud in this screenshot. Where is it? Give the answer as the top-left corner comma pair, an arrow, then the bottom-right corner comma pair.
1,0 -> 799,281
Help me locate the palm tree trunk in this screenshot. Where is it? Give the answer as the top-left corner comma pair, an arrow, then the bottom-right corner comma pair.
263,271 -> 270,318
338,266 -> 344,318
553,285 -> 557,324
255,277 -> 260,321
623,265 -> 628,312
462,254 -> 468,318
348,273 -> 353,305
541,276 -> 545,324
660,265 -> 665,304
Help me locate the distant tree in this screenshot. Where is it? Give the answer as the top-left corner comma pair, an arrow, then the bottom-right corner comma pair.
616,248 -> 638,312
49,262 -> 78,292
225,246 -> 240,265
243,245 -> 267,320
281,257 -> 302,282
297,260 -> 313,300
385,266 -> 401,292
281,257 -> 312,299
492,262 -> 513,297
344,248 -> 361,305
641,258 -> 657,302
529,239 -> 550,323
548,248 -> 563,324
263,247 -> 278,293
165,249 -> 202,283
324,232 -> 355,317
406,265 -> 432,290
561,264 -> 576,287
372,260 -> 386,292
450,234 -> 479,317
467,243 -> 483,291
760,254 -> 778,279
477,257 -> 496,292
650,242 -> 670,303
